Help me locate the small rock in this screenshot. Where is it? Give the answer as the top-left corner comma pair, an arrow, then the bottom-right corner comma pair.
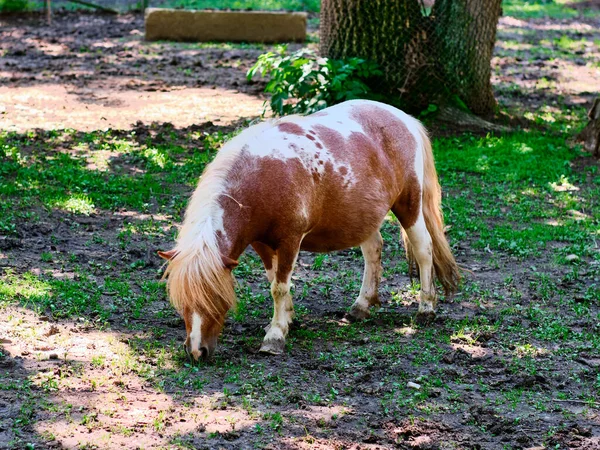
407,381 -> 421,390
565,254 -> 579,262
48,353 -> 59,360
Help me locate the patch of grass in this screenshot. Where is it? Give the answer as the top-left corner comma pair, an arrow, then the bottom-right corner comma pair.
157,0 -> 320,12
503,0 -> 580,19
0,271 -> 109,322
0,0 -> 29,12
435,131 -> 599,260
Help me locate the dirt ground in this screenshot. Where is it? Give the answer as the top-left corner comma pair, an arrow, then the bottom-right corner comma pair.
1,9 -> 600,450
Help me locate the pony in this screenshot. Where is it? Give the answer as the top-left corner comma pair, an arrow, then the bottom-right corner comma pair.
158,100 -> 460,361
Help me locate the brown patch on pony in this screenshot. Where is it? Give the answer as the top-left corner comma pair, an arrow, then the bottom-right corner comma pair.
251,242 -> 275,271
217,153 -> 312,256
392,173 -> 421,229
277,122 -> 305,136
313,125 -> 345,156
350,103 -> 422,227
200,313 -> 224,358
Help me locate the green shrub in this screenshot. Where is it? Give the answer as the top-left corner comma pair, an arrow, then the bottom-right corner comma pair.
0,0 -> 29,12
247,46 -> 382,116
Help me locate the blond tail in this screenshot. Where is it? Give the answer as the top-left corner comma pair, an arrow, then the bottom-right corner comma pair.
404,127 -> 460,296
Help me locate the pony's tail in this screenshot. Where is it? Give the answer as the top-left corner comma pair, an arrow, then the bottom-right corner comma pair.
404,126 -> 460,296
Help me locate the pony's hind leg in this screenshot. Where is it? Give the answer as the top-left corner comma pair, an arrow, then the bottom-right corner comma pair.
402,213 -> 437,324
347,231 -> 383,321
259,241 -> 299,355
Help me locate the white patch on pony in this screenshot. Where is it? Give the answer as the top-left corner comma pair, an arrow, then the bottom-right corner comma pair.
265,255 -> 277,284
300,200 -> 309,221
235,100 -> 428,189
404,212 -> 435,313
189,312 -> 202,354
266,280 -> 294,341
243,116 -> 359,185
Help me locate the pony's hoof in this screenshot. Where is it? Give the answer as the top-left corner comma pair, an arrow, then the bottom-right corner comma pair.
345,306 -> 370,322
414,311 -> 436,325
259,338 -> 285,355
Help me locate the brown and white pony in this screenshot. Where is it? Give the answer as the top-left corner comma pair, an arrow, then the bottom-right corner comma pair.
159,100 -> 459,361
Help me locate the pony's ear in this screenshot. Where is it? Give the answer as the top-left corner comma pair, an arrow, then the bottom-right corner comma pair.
158,249 -> 178,261
222,255 -> 239,271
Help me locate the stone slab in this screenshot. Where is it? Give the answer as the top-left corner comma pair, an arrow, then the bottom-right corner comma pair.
145,9 -> 307,43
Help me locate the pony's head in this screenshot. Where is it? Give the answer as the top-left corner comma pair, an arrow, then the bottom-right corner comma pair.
159,248 -> 238,361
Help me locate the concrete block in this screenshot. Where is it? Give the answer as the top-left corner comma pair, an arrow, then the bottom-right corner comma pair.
145,8 -> 307,43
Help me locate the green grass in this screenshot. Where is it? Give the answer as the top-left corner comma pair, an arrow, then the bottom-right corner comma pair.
157,0 -> 320,12
435,131 -> 600,259
0,0 -> 29,12
26,0 -> 321,13
503,0 -> 594,19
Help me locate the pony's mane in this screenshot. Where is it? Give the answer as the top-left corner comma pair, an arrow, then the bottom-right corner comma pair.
163,123 -> 271,318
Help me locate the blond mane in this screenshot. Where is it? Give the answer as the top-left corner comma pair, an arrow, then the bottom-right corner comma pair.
163,126 -> 266,318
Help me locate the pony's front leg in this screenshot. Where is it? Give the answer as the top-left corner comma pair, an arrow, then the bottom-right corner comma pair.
259,242 -> 299,355
252,242 -> 277,284
347,231 -> 383,321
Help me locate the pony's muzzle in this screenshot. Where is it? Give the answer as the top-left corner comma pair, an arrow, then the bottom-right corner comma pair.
183,341 -> 211,363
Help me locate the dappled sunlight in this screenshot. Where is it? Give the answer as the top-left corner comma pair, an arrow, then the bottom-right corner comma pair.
394,326 -> 417,336
450,343 -> 493,359
501,15 -> 598,33
0,271 -> 53,302
0,305 -> 263,448
51,194 -> 97,216
550,175 -> 580,192
513,343 -> 549,358
114,210 -> 172,223
567,209 -> 590,220
545,218 -> 562,226
2,302 -> 394,449
515,142 -> 534,154
475,155 -> 490,172
0,84 -> 263,132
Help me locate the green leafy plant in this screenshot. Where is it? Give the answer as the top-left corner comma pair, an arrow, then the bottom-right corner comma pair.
0,0 -> 29,12
247,46 -> 382,116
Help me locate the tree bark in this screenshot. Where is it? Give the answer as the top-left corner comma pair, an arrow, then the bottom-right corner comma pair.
432,0 -> 502,116
577,98 -> 600,158
319,0 -> 502,116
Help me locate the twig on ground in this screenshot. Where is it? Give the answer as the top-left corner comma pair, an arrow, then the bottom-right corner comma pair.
552,398 -> 600,408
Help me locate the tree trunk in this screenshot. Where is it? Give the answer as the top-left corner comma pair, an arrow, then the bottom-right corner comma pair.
432,0 -> 502,116
319,0 -> 502,116
577,98 -> 600,158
